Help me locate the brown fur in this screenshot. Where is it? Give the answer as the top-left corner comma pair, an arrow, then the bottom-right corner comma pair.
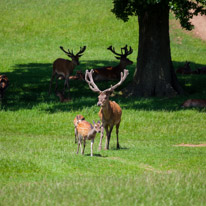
0,74 -> 9,100
49,46 -> 86,96
76,120 -> 101,156
91,45 -> 133,81
73,115 -> 85,144
56,91 -> 70,103
176,61 -> 191,74
182,99 -> 206,108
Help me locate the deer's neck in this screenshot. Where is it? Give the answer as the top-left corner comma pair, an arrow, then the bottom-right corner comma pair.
101,101 -> 112,120
87,129 -> 97,139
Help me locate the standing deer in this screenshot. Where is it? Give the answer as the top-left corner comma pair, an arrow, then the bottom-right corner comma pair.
73,115 -> 85,143
49,46 -> 86,96
85,69 -> 129,150
76,119 -> 101,156
91,45 -> 133,81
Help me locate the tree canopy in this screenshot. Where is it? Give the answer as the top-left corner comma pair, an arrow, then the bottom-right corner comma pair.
112,0 -> 206,30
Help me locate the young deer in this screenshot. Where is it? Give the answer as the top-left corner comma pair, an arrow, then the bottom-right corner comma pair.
182,99 -> 206,108
49,46 -> 86,96
0,74 -> 9,101
91,45 -> 133,81
73,115 -> 85,143
76,119 -> 101,156
85,69 -> 129,150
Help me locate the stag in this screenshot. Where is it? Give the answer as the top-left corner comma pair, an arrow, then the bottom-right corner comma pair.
85,69 -> 129,150
91,45 -> 133,81
49,46 -> 86,96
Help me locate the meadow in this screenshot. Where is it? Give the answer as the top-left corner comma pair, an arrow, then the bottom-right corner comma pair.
0,0 -> 206,205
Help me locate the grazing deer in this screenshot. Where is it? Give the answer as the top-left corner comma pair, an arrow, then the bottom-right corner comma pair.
49,46 -> 86,96
76,119 -> 101,156
182,99 -> 206,108
85,69 -> 129,150
73,115 -> 85,143
176,61 -> 191,74
91,45 -> 133,81
0,74 -> 9,101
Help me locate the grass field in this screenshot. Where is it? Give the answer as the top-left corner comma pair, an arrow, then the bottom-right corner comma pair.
0,0 -> 206,205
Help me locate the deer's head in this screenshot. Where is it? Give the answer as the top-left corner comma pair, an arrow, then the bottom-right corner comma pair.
93,120 -> 102,133
107,45 -> 133,67
60,46 -> 86,66
85,69 -> 129,107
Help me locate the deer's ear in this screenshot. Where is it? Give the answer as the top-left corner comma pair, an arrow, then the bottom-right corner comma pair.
115,56 -> 121,60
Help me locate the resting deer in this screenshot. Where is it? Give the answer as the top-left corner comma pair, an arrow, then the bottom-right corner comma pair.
0,74 -> 9,101
182,99 -> 206,108
56,91 -> 70,103
176,61 -> 191,74
85,69 -> 129,150
91,45 -> 133,81
73,115 -> 85,143
49,46 -> 86,96
76,119 -> 101,156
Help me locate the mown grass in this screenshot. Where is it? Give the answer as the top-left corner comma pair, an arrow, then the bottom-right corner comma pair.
0,0 -> 206,205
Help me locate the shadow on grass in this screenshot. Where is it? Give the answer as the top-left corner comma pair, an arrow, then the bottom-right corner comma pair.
84,153 -> 108,158
1,60 -> 206,112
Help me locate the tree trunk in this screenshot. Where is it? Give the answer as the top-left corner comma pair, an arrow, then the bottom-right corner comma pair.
125,4 -> 184,97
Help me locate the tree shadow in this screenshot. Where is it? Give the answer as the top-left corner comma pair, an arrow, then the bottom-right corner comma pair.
1,60 -> 206,112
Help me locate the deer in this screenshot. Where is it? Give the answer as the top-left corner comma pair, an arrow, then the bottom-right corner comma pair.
56,91 -> 71,103
0,74 -> 9,101
85,69 -> 129,150
90,45 -> 133,81
73,115 -> 85,143
181,99 -> 206,108
76,119 -> 101,156
176,61 -> 191,74
49,46 -> 86,96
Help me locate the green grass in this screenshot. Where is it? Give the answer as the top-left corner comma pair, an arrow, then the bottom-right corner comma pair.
0,0 -> 206,205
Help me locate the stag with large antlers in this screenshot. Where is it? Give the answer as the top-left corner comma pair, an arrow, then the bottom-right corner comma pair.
49,46 -> 86,96
85,69 -> 129,150
91,45 -> 133,81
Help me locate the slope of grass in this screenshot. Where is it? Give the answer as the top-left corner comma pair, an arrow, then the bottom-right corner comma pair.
0,0 -> 206,205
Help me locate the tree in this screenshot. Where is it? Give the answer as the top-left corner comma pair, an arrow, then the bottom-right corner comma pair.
111,0 -> 206,97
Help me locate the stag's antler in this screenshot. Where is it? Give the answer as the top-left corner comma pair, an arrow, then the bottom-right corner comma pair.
108,45 -> 133,57
60,46 -> 86,57
76,46 -> 87,56
107,46 -> 122,57
85,69 -> 129,93
85,70 -> 101,93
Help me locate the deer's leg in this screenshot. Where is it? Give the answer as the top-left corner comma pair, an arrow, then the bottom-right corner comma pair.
91,139 -> 94,157
82,139 -> 86,155
107,125 -> 114,150
75,127 -> 77,144
63,75 -> 70,96
99,125 -> 104,150
76,136 -> 81,154
55,75 -> 61,92
104,125 -> 110,150
116,123 -> 120,149
49,73 -> 56,94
